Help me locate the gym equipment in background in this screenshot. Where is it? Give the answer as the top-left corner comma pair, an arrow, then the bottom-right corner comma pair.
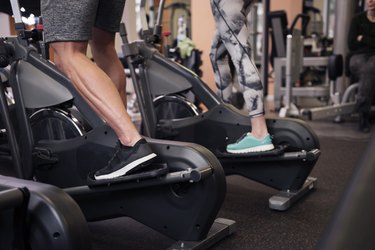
124,0 -> 321,211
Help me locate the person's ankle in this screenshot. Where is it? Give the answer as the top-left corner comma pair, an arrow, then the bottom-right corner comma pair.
250,132 -> 269,139
119,136 -> 143,147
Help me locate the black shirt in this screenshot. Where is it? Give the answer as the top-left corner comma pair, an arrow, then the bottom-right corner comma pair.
348,12 -> 375,54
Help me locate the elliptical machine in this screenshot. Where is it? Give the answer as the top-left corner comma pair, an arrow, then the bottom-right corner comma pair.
0,0 -> 235,248
124,0 -> 321,211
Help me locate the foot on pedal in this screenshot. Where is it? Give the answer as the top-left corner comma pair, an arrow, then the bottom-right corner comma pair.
226,133 -> 274,154
218,145 -> 284,158
87,163 -> 168,187
93,139 -> 157,180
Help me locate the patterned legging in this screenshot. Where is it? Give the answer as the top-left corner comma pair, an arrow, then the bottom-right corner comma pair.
210,0 -> 264,118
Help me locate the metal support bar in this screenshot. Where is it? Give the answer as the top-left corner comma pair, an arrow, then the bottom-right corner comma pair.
10,0 -> 22,24
0,72 -> 24,178
0,188 -> 26,210
273,56 -> 329,110
301,102 -> 356,120
279,30 -> 304,117
261,0 -> 270,96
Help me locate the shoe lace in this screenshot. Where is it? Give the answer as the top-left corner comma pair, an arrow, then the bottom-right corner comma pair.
235,133 -> 248,143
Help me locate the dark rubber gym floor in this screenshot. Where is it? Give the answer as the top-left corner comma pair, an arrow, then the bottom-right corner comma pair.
89,116 -> 372,250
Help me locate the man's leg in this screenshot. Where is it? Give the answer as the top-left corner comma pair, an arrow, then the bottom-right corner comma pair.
90,27 -> 127,107
51,41 -> 156,180
51,41 -> 141,146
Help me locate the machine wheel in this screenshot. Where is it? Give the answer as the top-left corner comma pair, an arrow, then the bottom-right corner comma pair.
29,107 -> 88,141
153,94 -> 200,121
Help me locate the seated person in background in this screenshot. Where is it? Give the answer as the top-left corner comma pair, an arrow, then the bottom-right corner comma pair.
210,0 -> 274,153
348,0 -> 375,133
40,0 -> 157,180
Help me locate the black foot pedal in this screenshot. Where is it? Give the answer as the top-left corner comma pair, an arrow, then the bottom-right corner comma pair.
216,145 -> 285,159
87,163 -> 168,187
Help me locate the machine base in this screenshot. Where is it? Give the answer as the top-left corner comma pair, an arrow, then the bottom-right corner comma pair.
168,218 -> 236,250
269,176 -> 317,211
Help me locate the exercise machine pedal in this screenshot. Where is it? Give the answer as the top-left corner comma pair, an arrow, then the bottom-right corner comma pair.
86,163 -> 168,187
216,145 -> 285,159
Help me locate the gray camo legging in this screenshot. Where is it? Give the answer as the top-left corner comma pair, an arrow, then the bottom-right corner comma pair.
210,0 -> 264,118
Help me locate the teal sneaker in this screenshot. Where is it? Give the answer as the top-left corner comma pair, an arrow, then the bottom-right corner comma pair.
226,133 -> 274,154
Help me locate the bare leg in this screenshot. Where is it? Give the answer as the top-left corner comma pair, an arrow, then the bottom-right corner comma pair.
51,41 -> 141,146
251,116 -> 269,139
90,27 -> 127,107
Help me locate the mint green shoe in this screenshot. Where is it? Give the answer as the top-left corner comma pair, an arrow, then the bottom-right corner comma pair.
226,133 -> 274,154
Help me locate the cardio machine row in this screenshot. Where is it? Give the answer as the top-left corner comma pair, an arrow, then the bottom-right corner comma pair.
0,0 -> 320,248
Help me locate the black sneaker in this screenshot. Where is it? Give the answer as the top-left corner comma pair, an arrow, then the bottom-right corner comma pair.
94,139 -> 157,180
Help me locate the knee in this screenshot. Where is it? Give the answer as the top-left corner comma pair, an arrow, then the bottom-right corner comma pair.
50,47 -> 69,73
50,42 -> 86,73
90,35 -> 116,59
209,50 -> 222,67
89,40 -> 107,56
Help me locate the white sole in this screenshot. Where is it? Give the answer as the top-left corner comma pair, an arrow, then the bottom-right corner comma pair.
227,144 -> 275,154
94,153 -> 157,180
